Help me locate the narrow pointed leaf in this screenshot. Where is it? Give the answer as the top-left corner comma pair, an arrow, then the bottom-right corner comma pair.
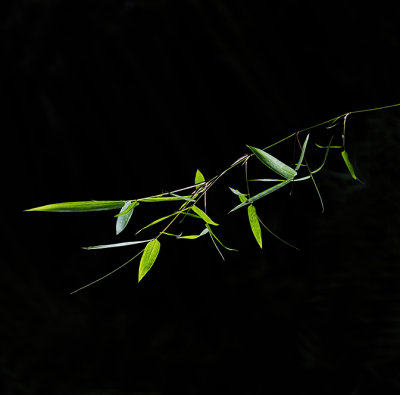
135,211 -> 180,234
176,228 -> 209,239
138,239 -> 161,282
161,232 -> 183,237
116,201 -> 139,235
315,143 -> 342,149
248,204 -> 262,248
168,193 -> 195,202
115,201 -> 139,217
195,169 -> 205,188
229,187 -> 248,198
239,194 -> 247,203
295,133 -> 310,171
292,136 -> 336,182
229,179 -> 292,213
26,200 -> 126,212
247,145 -> 297,180
341,150 -> 359,181
191,205 -> 219,226
83,239 -> 153,250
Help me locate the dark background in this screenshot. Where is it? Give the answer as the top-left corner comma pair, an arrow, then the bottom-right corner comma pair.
2,1 -> 400,393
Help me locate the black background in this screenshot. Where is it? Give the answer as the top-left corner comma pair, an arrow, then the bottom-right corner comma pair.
2,1 -> 400,393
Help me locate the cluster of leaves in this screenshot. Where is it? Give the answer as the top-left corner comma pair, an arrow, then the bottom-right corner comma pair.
26,105 -> 399,293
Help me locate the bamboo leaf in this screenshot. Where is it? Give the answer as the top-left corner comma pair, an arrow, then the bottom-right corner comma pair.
195,169 -> 205,187
138,239 -> 161,282
191,205 -> 219,226
229,179 -> 292,213
115,201 -> 139,217
116,201 -> 139,235
229,187 -> 248,198
161,232 -> 183,237
83,239 -> 153,250
315,143 -> 343,149
341,150 -> 359,181
176,228 -> 209,239
25,200 -> 126,212
248,204 -> 262,248
247,145 -> 297,180
135,211 -> 183,234
168,193 -> 195,202
295,134 -> 310,171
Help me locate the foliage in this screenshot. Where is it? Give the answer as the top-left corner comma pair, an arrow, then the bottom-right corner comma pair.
25,103 -> 400,292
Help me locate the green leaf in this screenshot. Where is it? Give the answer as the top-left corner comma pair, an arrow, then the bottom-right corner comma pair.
229,179 -> 292,213
315,143 -> 343,149
168,193 -> 195,202
195,169 -> 205,187
176,228 -> 209,239
229,187 -> 248,198
248,204 -> 262,248
83,239 -> 153,250
247,145 -> 297,180
116,201 -> 139,235
138,239 -> 161,282
135,211 -> 181,234
161,232 -> 183,237
295,133 -> 310,171
341,150 -> 359,181
115,201 -> 139,217
25,200 -> 126,212
190,205 -> 219,226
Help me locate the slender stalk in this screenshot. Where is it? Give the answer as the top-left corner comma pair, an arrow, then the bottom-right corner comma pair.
70,248 -> 145,294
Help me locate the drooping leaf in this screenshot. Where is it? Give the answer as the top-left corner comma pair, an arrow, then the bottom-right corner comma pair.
315,143 -> 342,149
191,205 -> 219,226
176,228 -> 209,239
248,204 -> 262,248
295,133 -> 310,171
341,150 -> 359,181
228,187 -> 248,198
138,239 -> 161,282
247,145 -> 297,180
25,200 -> 126,212
161,231 -> 183,237
238,194 -> 247,204
115,201 -> 139,217
135,213 -> 176,234
229,179 -> 292,213
83,239 -> 153,250
168,193 -> 196,202
135,208 -> 190,234
292,136 -> 335,182
195,169 -> 205,187
116,201 -> 139,235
